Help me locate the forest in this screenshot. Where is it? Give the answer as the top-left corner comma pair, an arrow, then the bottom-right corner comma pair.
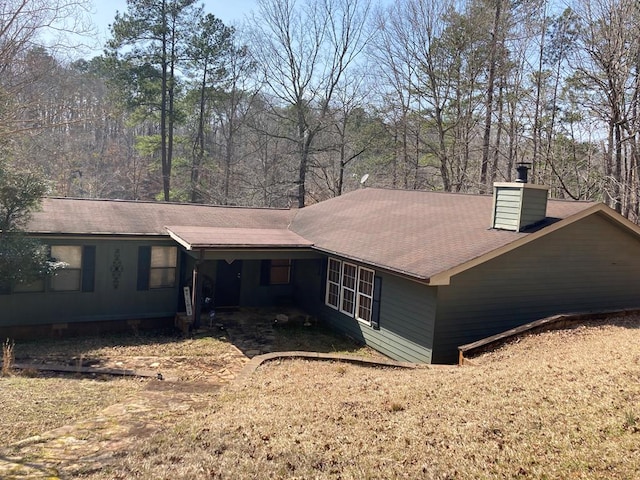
2,0 -> 640,218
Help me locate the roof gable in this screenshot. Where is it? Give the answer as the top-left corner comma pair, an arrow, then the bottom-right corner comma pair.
290,188 -> 597,282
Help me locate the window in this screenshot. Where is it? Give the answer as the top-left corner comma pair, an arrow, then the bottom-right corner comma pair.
260,259 -> 293,286
325,257 -> 380,328
325,258 -> 341,308
356,267 -> 374,323
149,246 -> 177,288
137,246 -> 177,290
340,262 -> 357,315
50,245 -> 82,291
13,278 -> 45,293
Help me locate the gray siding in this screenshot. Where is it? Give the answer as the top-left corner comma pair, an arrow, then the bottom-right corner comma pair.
493,187 -> 522,230
433,213 -> 640,363
240,260 -> 295,307
493,185 -> 548,231
520,188 -> 548,228
0,238 -> 180,327
292,259 -> 324,309
294,258 -> 436,363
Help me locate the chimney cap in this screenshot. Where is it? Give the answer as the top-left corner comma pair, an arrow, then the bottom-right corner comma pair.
515,162 -> 532,183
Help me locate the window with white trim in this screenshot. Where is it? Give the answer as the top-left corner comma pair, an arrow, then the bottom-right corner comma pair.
356,267 -> 374,323
326,258 -> 341,308
325,257 -> 379,326
340,262 -> 357,315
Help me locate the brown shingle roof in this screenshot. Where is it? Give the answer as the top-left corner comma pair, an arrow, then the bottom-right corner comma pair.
28,198 -> 295,236
27,189 -> 600,282
166,226 -> 313,249
290,188 -> 597,281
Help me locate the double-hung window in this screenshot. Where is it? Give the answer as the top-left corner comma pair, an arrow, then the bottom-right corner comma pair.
138,246 -> 177,290
326,258 -> 341,308
50,245 -> 82,291
340,262 -> 357,315
150,246 -> 177,288
325,257 -> 378,326
49,245 -> 96,292
356,267 -> 374,323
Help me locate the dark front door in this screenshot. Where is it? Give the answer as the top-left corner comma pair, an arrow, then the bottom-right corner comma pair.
215,260 -> 243,307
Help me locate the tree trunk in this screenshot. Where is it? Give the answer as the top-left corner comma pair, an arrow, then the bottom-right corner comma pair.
480,0 -> 503,192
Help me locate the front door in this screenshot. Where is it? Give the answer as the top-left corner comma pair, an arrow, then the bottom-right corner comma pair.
214,260 -> 243,307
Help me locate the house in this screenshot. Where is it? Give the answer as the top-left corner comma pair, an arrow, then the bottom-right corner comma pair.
3,177 -> 640,364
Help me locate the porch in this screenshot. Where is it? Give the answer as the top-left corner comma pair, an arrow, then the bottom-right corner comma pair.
180,306 -> 369,359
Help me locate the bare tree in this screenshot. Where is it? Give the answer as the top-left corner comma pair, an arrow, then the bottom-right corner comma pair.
570,0 -> 640,215
0,0 -> 92,141
247,0 -> 372,207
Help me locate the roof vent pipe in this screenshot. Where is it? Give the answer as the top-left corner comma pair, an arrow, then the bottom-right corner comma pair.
515,162 -> 531,183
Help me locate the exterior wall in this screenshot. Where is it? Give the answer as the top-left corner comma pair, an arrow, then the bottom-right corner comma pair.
240,260 -> 295,307
293,258 -> 437,363
433,213 -> 640,363
0,238 -> 180,330
181,257 -> 304,310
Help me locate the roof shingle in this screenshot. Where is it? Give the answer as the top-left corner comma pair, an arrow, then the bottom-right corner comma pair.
290,188 -> 596,280
29,198 -> 294,235
27,189 -> 598,281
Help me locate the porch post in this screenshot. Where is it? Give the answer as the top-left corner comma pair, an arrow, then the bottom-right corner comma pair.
191,249 -> 204,329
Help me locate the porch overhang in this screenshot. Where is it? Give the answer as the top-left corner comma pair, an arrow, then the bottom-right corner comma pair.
165,225 -> 314,251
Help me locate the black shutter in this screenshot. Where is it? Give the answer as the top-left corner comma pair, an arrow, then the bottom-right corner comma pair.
137,246 -> 151,291
371,276 -> 382,330
81,246 -> 96,292
260,260 -> 271,286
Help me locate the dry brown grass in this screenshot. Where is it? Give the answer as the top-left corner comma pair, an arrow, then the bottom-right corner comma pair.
0,375 -> 146,444
0,321 -> 373,449
83,317 -> 640,480
11,328 -> 233,360
2,318 -> 639,478
0,330 -> 234,446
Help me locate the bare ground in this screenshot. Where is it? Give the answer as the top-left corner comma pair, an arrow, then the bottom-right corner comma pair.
2,316 -> 640,479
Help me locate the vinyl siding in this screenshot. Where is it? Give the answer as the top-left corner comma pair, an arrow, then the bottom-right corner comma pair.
0,238 -> 180,327
433,213 -> 640,363
239,260 -> 295,307
493,186 -> 547,231
493,188 -> 522,230
294,258 -> 436,363
520,188 -> 548,228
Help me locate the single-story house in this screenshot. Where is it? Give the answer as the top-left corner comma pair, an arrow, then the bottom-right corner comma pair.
3,178 -> 640,363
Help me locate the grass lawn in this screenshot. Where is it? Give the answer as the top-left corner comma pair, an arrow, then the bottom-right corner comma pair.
2,316 -> 640,479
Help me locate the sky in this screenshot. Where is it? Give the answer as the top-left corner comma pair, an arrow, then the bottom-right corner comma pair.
90,0 -> 258,50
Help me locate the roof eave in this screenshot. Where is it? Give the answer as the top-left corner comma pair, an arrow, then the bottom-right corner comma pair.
167,229 -> 192,250
310,246 -> 431,284
428,203 -> 612,286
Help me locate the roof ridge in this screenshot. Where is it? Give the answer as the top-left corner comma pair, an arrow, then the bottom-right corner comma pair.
43,196 -> 291,211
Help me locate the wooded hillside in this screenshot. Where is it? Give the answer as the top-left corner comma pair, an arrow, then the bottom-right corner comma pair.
2,0 -> 639,218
